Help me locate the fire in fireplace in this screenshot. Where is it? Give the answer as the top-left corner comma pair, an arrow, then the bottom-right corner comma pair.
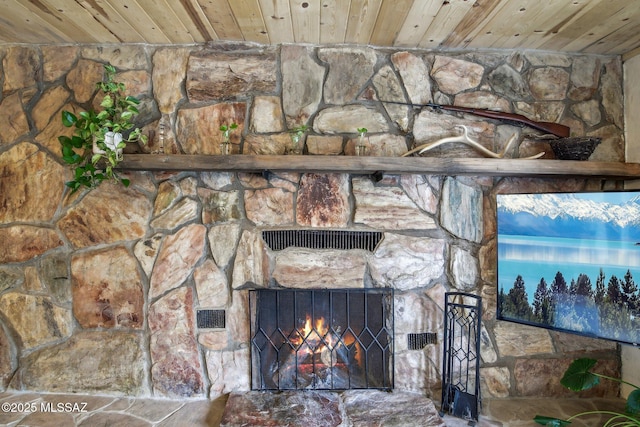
250,288 -> 394,391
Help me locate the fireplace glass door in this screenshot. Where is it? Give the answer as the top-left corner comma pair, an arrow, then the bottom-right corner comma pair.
250,288 -> 393,391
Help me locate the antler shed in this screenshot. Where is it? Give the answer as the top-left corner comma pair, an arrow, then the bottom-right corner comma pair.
402,125 -> 545,159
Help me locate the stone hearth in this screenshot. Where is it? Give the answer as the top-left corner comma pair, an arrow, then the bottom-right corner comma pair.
220,390 -> 445,427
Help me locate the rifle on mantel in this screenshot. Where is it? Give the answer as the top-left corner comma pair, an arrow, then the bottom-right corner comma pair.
381,100 -> 571,138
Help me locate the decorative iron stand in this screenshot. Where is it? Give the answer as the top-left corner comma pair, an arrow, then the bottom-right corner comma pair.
440,292 -> 482,425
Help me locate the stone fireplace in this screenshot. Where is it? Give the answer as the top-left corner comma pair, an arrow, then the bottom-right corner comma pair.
0,43 -> 622,402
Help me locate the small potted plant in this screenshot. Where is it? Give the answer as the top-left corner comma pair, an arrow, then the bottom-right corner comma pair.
356,127 -> 368,156
59,63 -> 147,192
219,122 -> 238,155
288,124 -> 308,155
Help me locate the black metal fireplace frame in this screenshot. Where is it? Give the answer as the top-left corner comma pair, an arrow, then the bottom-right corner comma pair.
249,288 -> 394,391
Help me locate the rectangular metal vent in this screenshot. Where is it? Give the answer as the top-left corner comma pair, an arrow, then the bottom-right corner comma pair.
408,332 -> 438,350
262,230 -> 383,252
197,309 -> 226,329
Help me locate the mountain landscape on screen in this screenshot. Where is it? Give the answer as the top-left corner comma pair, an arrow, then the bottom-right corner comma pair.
497,193 -> 640,241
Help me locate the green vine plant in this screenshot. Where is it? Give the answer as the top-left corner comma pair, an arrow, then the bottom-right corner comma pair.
220,122 -> 238,142
287,124 -> 308,155
59,63 -> 147,192
289,124 -> 308,142
219,122 -> 238,155
534,358 -> 640,426
355,127 -> 368,155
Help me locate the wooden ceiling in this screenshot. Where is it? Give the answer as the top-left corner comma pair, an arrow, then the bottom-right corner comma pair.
2,0 -> 640,60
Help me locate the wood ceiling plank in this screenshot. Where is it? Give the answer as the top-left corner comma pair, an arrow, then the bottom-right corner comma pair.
606,23 -> 640,56
0,0 -> 72,43
15,0 -> 121,43
536,0 -> 629,52
133,0 -> 196,43
574,7 -> 640,55
583,21 -> 640,55
199,0 -> 244,40
256,0 -> 294,44
440,0 -> 504,48
172,0 -> 218,42
289,0 -> 321,44
228,0 -> 270,43
623,45 -> 640,62
394,0 -> 442,47
76,0 -> 145,42
105,0 -> 172,43
522,0 -> 598,51
345,0 -> 382,45
369,0 -> 413,46
319,0 -> 350,44
462,0 -> 542,49
418,0 -> 475,49
485,0 -> 581,50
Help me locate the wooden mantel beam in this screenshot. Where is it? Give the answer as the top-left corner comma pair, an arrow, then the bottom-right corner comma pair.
117,154 -> 640,179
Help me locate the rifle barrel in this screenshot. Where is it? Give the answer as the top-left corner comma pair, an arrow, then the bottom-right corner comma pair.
382,101 -> 570,138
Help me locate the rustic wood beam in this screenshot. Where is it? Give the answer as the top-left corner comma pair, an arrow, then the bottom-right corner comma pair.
117,155 -> 640,179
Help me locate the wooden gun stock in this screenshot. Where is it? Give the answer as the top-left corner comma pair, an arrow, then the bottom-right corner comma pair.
382,101 -> 570,138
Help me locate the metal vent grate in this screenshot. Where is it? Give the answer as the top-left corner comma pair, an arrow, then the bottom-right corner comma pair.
262,230 -> 383,252
197,309 -> 226,329
408,332 -> 438,350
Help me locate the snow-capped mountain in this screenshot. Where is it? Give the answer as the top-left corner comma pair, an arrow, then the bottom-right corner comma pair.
497,192 -> 640,240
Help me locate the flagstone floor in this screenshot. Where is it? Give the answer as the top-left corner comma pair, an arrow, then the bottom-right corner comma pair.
0,390 -> 628,426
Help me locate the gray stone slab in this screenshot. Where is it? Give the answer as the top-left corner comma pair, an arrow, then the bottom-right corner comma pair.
342,390 -> 446,427
221,391 -> 343,427
220,390 -> 445,427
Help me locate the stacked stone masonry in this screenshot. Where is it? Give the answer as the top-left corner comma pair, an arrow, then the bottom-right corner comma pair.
0,43 -> 622,400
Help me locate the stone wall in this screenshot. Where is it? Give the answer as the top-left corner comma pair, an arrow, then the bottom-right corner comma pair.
0,43 -> 623,400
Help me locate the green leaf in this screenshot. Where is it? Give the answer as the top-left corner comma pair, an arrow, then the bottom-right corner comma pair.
560,358 -> 600,391
70,136 -> 86,148
104,63 -> 117,75
74,166 -> 87,179
61,111 -> 77,127
65,180 -> 81,192
125,95 -> 140,105
120,178 -> 130,187
61,145 -> 75,157
100,94 -> 114,109
78,111 -> 92,120
628,389 -> 640,415
58,135 -> 72,145
533,415 -> 571,426
96,110 -> 109,121
62,154 -> 81,164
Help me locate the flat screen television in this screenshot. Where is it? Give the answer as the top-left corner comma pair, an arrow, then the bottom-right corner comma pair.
496,190 -> 640,346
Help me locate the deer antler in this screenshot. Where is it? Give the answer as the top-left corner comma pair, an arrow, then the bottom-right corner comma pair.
402,125 -> 545,159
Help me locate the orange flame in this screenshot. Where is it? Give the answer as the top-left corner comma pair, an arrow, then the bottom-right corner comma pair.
294,315 -> 362,367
